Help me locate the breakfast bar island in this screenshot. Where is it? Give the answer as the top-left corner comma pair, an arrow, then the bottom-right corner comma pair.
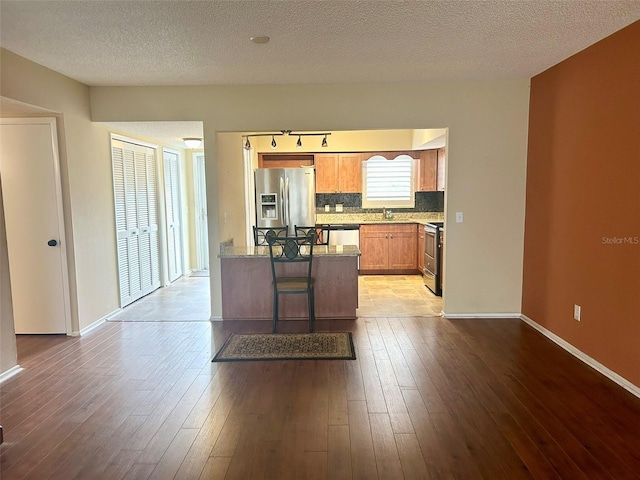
219,244 -> 360,321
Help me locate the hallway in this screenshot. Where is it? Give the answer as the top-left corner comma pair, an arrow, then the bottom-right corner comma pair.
107,273 -> 443,323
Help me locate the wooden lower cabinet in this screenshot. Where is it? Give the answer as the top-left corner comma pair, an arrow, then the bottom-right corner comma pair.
360,223 -> 417,273
417,226 -> 425,271
359,230 -> 388,270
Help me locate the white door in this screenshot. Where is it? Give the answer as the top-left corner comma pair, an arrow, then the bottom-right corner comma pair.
112,138 -> 161,307
0,117 -> 71,334
193,153 -> 209,271
163,149 -> 183,282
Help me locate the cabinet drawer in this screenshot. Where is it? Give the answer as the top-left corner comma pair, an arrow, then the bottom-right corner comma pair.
361,223 -> 417,234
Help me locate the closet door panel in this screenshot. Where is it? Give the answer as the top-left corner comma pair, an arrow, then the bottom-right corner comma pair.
146,151 -> 161,289
112,139 -> 160,307
163,151 -> 182,283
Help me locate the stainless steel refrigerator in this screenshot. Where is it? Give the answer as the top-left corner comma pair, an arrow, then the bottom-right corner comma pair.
255,167 -> 316,235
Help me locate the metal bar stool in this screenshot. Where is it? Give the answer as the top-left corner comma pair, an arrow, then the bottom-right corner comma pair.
268,234 -> 315,333
253,226 -> 288,246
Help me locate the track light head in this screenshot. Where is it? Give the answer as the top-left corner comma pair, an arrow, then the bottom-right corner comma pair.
271,135 -> 277,149
322,135 -> 328,148
296,136 -> 302,148
244,137 -> 251,150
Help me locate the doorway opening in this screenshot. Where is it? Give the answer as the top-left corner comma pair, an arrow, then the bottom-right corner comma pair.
237,128 -> 447,316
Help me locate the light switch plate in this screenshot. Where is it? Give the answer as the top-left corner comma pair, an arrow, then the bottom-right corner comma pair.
456,211 -> 464,223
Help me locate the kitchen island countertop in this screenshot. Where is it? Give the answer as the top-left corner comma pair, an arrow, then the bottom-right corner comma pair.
219,244 -> 360,258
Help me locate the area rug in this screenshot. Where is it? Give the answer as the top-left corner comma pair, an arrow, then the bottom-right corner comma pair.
212,332 -> 356,362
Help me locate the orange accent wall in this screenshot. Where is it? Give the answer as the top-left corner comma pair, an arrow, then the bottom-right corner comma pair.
522,21 -> 640,387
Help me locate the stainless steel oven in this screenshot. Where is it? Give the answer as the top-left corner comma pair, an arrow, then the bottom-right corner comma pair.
423,223 -> 442,296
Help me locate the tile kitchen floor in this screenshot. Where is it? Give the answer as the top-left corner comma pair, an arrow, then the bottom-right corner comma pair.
108,273 -> 442,322
357,274 -> 443,317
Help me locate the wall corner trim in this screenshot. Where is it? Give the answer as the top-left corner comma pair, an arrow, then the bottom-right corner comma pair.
210,315 -> 223,322
520,314 -> 640,400
0,365 -> 24,385
79,308 -> 122,336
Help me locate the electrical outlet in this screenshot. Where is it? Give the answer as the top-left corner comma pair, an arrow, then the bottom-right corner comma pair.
324,204 -> 330,212
574,304 -> 581,321
456,211 -> 464,223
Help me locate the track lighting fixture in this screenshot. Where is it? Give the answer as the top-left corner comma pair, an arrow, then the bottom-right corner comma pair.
242,131 -> 331,150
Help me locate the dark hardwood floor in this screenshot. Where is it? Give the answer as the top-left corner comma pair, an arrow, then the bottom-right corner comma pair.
1,278 -> 639,479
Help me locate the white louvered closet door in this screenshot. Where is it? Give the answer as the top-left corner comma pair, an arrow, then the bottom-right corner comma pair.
163,150 -> 183,283
112,139 -> 161,307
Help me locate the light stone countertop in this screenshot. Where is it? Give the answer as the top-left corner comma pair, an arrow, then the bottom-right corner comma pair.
315,212 -> 445,225
219,244 -> 360,258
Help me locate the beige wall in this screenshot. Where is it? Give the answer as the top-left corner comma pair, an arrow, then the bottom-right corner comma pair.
217,133 -> 247,246
0,48 -> 118,335
90,80 -> 531,317
412,128 -> 447,149
183,149 -> 199,270
1,46 -> 531,363
252,129 -> 416,152
0,178 -> 18,372
0,49 -> 197,349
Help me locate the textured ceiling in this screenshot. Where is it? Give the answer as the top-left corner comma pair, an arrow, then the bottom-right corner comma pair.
2,1 -> 638,147
1,1 -> 639,87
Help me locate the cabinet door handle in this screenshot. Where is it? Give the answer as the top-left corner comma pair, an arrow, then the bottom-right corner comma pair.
390,235 -> 393,239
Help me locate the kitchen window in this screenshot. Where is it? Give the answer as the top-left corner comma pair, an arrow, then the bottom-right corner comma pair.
361,154 -> 416,208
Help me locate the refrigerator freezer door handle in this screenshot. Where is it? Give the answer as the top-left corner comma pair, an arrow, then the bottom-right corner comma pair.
285,175 -> 291,232
279,177 -> 285,224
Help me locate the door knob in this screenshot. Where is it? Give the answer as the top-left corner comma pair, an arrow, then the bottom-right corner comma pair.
47,239 -> 58,247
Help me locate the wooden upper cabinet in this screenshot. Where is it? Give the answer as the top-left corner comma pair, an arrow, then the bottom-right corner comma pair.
418,149 -> 437,192
338,153 -> 362,193
314,154 -> 339,193
315,153 -> 362,193
437,147 -> 446,191
259,153 -> 314,169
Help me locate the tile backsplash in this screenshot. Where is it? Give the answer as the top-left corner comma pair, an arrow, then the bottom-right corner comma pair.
316,192 -> 444,214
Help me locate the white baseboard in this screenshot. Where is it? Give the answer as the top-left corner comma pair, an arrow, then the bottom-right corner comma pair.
79,308 -> 122,336
0,365 -> 24,385
442,312 -> 521,319
521,314 -> 640,399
